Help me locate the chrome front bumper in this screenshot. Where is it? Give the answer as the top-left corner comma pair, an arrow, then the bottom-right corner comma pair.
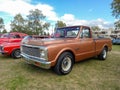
21,53 -> 51,69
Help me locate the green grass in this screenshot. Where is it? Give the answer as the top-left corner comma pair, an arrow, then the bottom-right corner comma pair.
0,45 -> 120,90
112,45 -> 120,51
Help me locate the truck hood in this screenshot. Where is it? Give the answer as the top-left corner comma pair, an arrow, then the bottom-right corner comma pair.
0,38 -> 8,44
24,38 -> 76,46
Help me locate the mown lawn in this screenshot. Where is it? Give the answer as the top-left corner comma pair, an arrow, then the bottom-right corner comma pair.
0,45 -> 120,90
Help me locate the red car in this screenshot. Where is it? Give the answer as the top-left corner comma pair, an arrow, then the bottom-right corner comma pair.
0,32 -> 27,58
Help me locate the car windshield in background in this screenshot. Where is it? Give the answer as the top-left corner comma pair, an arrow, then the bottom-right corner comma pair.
0,33 -> 9,38
54,26 -> 80,38
0,33 -> 19,38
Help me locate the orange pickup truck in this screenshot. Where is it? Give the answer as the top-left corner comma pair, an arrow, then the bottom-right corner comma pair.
21,25 -> 112,75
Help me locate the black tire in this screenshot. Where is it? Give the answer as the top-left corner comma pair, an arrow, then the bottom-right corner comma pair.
11,49 -> 21,59
98,47 -> 107,60
53,52 -> 74,75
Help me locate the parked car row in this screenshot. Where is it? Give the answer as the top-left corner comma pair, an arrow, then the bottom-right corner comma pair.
0,32 -> 51,58
112,38 -> 120,45
0,32 -> 27,58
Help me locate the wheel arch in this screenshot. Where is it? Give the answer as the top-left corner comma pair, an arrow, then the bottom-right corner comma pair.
60,50 -> 75,63
52,48 -> 76,66
10,48 -> 21,58
10,48 -> 20,55
103,44 -> 108,52
53,49 -> 75,75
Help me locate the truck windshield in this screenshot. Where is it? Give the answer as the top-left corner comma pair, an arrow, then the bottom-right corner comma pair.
53,26 -> 80,38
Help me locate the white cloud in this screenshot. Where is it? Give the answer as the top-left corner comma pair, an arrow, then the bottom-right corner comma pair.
5,22 -> 11,31
61,14 -> 75,21
0,0 -> 58,21
0,0 -> 32,16
60,14 -> 114,29
0,0 -> 114,31
35,4 -> 58,21
0,0 -> 58,31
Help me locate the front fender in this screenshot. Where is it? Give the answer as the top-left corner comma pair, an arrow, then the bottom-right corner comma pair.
49,47 -> 76,66
2,42 -> 20,55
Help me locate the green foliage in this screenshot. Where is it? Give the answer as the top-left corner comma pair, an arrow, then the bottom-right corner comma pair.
114,20 -> 120,30
2,29 -> 7,33
55,20 -> 66,28
111,0 -> 120,19
91,26 -> 101,31
10,9 -> 50,35
111,0 -> 120,29
54,21 -> 66,32
27,9 -> 50,35
10,14 -> 27,33
0,17 -> 5,33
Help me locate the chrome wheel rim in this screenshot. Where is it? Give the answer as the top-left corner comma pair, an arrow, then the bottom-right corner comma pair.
103,49 -> 106,59
15,50 -> 21,58
62,57 -> 72,71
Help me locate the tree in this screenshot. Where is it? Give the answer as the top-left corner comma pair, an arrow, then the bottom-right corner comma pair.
2,29 -> 7,33
27,9 -> 50,35
111,0 -> 120,29
91,26 -> 101,31
55,21 -> 66,28
111,0 -> 120,19
10,14 -> 27,33
0,17 -> 5,34
114,20 -> 120,30
54,21 -> 66,32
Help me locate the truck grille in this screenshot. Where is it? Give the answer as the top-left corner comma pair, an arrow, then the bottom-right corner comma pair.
22,45 -> 40,58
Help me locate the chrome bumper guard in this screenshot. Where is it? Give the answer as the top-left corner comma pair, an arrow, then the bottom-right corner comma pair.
21,53 -> 51,69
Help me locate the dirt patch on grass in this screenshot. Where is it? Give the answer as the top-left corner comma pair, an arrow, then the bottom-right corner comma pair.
111,51 -> 120,55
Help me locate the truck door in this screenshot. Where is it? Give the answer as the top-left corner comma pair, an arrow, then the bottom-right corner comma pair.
77,27 -> 95,60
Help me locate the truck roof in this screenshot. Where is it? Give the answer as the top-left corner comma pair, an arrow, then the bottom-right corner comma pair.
57,25 -> 90,29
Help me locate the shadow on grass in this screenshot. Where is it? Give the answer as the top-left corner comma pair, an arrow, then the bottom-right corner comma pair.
0,55 -> 14,61
19,59 -> 96,77
19,60 -> 57,76
0,54 -> 22,61
18,57 -> 101,76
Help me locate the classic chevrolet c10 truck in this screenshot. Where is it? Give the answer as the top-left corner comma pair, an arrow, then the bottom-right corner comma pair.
21,25 -> 112,75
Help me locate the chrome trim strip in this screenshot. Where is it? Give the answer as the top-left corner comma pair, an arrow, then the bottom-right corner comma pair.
21,53 -> 51,69
21,44 -> 47,50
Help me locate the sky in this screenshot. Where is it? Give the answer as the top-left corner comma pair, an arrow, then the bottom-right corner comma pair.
0,0 -> 115,32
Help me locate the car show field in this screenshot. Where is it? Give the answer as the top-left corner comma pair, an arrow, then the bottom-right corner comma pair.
0,45 -> 119,90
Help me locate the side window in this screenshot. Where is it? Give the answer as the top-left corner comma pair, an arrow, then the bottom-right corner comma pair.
15,35 -> 20,38
10,34 -> 20,38
80,28 -> 91,38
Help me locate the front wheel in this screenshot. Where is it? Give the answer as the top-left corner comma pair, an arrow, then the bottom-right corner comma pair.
98,47 -> 107,60
53,52 -> 74,75
11,49 -> 21,59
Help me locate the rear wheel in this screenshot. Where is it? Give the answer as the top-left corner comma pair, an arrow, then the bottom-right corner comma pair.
53,52 -> 74,75
11,49 -> 21,59
98,47 -> 107,60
